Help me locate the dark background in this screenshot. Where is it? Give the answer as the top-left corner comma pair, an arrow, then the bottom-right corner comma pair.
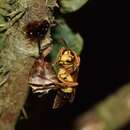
16,1 -> 130,130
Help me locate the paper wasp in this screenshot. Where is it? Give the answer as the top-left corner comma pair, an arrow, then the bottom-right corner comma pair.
52,40 -> 80,109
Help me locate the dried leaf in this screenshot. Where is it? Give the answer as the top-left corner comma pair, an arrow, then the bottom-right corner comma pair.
29,57 -> 59,96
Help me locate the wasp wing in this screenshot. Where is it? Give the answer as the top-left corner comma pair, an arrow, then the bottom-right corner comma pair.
52,88 -> 76,109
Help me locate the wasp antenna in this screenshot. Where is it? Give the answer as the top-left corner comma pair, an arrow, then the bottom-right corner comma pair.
59,38 -> 69,48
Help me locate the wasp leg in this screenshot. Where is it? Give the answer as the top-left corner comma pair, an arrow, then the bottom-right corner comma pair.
18,108 -> 28,120
21,108 -> 28,119
54,81 -> 78,88
0,9 -> 25,32
0,65 -> 10,87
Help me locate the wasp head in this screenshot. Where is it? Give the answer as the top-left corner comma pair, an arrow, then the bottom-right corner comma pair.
57,48 -> 80,73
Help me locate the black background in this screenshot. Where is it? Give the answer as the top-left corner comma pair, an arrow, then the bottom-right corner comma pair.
16,1 -> 130,130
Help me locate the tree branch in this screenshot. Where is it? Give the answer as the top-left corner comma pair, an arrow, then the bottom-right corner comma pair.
74,83 -> 130,130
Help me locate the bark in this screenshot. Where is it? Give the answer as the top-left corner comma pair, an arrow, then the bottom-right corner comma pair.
0,0 -> 56,130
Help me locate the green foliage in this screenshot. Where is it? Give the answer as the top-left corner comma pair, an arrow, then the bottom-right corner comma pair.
58,0 -> 88,13
50,18 -> 83,62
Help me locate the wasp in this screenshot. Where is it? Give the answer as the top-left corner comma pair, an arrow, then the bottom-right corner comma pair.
28,56 -> 78,98
28,46 -> 80,109
52,45 -> 80,109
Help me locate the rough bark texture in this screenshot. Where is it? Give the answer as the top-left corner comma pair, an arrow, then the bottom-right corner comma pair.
0,0 -> 56,129
74,83 -> 130,130
0,56 -> 34,130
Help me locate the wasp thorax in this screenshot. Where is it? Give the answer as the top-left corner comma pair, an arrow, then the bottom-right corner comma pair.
26,20 -> 49,41
57,48 -> 80,73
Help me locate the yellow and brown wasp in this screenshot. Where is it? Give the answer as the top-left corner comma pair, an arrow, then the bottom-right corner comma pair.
52,45 -> 80,109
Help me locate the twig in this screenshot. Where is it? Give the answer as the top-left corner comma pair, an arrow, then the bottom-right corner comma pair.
74,83 -> 130,130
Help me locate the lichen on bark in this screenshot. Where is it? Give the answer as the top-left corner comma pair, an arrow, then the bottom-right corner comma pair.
0,0 -> 56,129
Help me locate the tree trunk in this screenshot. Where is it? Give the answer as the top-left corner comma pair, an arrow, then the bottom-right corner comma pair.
0,0 -> 56,129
